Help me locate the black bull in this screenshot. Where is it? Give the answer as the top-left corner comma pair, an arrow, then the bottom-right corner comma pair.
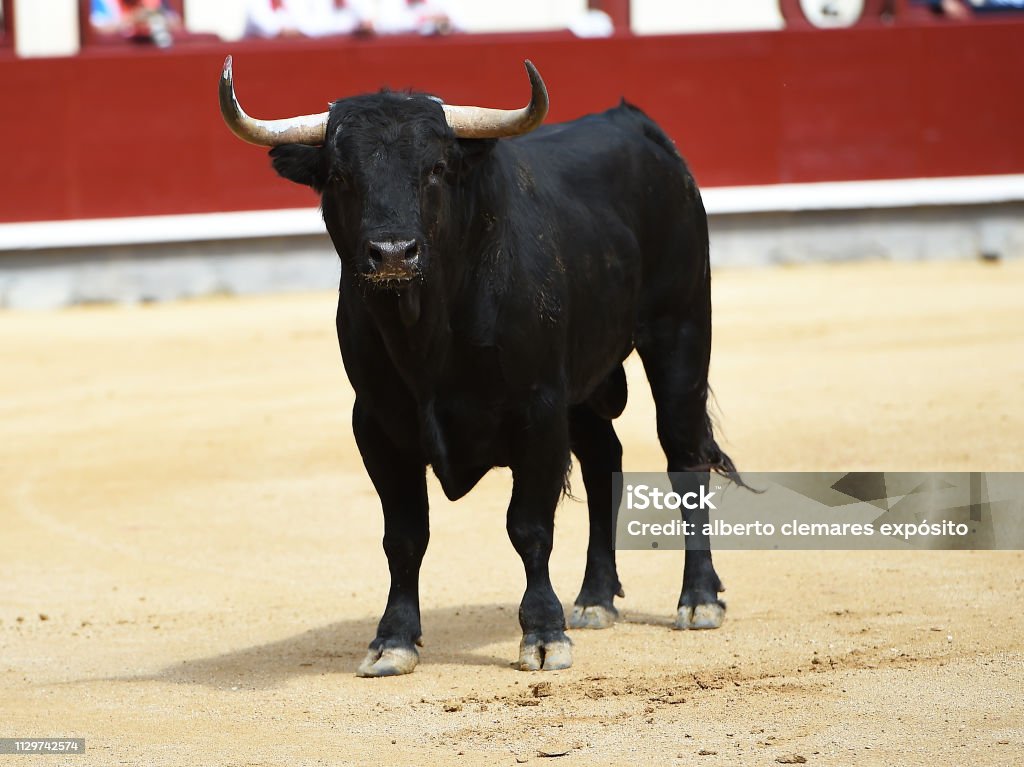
222,60 -> 738,676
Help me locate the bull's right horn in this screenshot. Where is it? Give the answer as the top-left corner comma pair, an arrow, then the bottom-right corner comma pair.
219,56 -> 329,147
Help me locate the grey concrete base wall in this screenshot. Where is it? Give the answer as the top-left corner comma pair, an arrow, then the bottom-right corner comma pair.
2,203 -> 1022,309
0,236 -> 341,310
708,202 -> 1024,266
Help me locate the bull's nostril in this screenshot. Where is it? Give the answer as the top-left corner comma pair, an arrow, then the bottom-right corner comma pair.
367,239 -> 419,266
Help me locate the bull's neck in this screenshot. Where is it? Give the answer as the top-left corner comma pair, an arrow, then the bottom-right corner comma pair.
352,276 -> 455,401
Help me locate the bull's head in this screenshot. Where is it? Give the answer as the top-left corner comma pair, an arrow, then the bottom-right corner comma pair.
219,57 -> 547,295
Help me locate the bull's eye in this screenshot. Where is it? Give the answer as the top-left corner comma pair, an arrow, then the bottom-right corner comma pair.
429,161 -> 447,179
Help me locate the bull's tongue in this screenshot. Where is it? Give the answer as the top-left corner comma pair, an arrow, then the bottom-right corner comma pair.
399,285 -> 421,327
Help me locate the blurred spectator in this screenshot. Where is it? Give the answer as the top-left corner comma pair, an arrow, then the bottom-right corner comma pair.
916,0 -> 972,16
90,0 -> 182,47
969,0 -> 1024,9
568,9 -> 614,37
243,0 -> 371,38
370,0 -> 460,35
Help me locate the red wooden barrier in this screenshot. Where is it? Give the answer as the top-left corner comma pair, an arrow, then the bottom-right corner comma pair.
0,20 -> 1022,223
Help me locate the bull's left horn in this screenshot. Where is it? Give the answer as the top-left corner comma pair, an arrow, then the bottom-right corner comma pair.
442,60 -> 549,139
219,56 -> 329,146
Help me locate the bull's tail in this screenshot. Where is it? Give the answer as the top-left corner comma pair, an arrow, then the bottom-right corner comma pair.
693,392 -> 756,492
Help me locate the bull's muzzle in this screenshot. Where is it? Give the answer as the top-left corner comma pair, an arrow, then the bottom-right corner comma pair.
363,239 -> 422,285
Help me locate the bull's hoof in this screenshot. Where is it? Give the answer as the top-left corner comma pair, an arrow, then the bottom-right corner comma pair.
356,645 -> 419,677
674,602 -> 725,630
568,604 -> 619,630
517,632 -> 573,671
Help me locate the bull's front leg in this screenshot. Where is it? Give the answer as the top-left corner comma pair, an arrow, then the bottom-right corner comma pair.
508,405 -> 573,671
352,401 -> 429,677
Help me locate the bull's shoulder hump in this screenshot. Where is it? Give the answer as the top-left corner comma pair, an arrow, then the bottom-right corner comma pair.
510,103 -> 667,145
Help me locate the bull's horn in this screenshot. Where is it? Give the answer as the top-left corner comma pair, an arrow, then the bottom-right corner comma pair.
219,55 -> 328,146
443,60 -> 549,139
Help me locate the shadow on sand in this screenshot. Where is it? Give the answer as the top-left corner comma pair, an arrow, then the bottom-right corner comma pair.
98,602 -> 683,688
111,603 -> 532,688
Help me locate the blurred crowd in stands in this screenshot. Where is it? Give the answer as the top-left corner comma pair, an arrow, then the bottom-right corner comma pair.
89,0 -> 463,47
86,0 -> 1024,48
243,0 -> 458,38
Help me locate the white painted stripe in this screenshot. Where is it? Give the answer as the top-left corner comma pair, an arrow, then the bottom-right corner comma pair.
2,174 -> 1023,251
702,174 -> 1024,215
0,208 -> 328,252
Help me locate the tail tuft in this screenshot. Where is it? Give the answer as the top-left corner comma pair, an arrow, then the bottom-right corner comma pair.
693,413 -> 758,492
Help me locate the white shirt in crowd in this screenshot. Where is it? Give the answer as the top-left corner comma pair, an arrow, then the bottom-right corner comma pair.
372,0 -> 460,35
244,0 -> 367,39
244,0 -> 459,38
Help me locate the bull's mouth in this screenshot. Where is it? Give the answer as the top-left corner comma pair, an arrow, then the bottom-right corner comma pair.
365,273 -> 417,288
361,264 -> 421,290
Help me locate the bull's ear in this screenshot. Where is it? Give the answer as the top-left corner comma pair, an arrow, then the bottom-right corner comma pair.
269,145 -> 326,191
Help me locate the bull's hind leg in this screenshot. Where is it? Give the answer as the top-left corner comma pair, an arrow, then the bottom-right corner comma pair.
567,405 -> 624,629
352,401 -> 429,677
637,314 -> 729,630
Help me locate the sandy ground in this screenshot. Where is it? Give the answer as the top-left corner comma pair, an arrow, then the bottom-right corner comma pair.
1,260 -> 1023,766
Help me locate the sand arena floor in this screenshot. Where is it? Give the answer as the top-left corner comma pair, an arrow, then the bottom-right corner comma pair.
1,260 -> 1022,766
